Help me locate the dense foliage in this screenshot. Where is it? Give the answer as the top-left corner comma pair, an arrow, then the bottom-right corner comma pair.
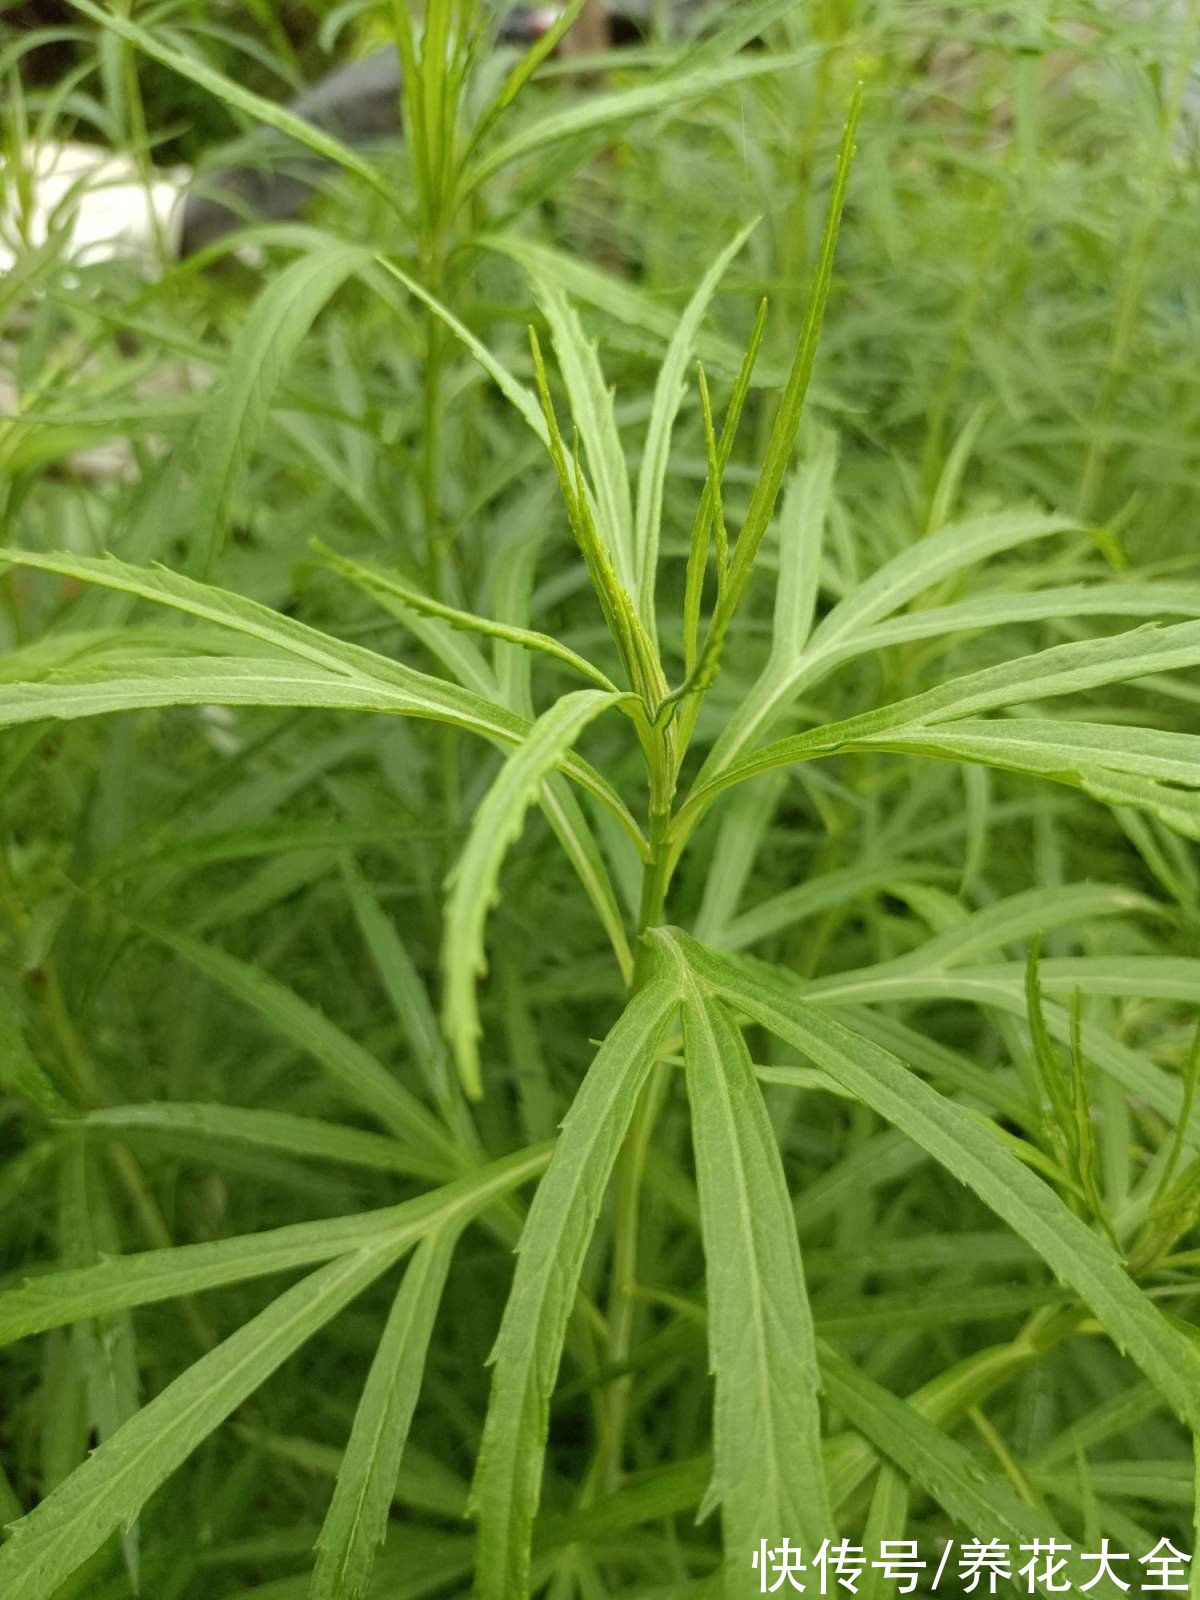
1,3 -> 1199,1597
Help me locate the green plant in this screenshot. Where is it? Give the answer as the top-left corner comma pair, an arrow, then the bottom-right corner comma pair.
2,3 -> 1199,1599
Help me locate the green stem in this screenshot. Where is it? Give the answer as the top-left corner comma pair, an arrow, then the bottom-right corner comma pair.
600,734 -> 677,1486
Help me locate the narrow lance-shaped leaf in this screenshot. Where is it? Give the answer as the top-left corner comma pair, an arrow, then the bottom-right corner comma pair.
461,48 -> 824,193
311,1228 -> 459,1600
470,974 -> 680,1600
443,688 -> 629,1099
697,85 -> 861,687
767,428 -> 839,666
0,1246 -> 408,1600
0,1144 -> 549,1351
683,620 -> 1200,827
695,509 -> 1079,786
78,1102 -> 443,1180
479,233 -> 781,386
660,929 -> 1200,1435
0,550 -> 645,852
677,978 -> 830,1573
372,254 -> 549,443
320,546 -> 619,692
818,1345 -> 1112,1597
633,220 -> 758,634
340,856 -> 461,1124
850,580 -> 1200,654
530,273 -> 636,601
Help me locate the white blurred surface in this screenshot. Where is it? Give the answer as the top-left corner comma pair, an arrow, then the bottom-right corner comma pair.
0,141 -> 187,273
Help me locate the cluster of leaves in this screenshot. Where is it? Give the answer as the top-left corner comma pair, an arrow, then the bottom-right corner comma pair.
1,2 -> 1199,1598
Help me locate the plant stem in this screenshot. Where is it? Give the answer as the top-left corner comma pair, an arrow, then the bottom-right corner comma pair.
600,735 -> 677,1486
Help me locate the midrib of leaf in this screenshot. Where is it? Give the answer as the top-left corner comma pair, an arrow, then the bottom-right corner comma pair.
676,971 -> 830,1561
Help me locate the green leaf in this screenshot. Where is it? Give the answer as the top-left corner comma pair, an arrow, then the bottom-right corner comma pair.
633,221 -> 757,633
1083,770 -> 1200,841
822,986 -> 1200,1155
875,718 -> 1200,795
311,1228 -> 459,1600
530,273 -> 636,601
324,559 -> 636,988
768,428 -> 840,666
819,1345 -> 1104,1595
808,957 -> 1200,1009
696,86 -> 860,687
186,244 -> 373,575
852,580 -> 1200,654
0,986 -> 71,1115
821,882 -> 1167,981
0,1145 -> 549,1350
78,1102 -> 441,1180
372,254 -> 549,444
461,48 -> 822,194
722,859 -> 955,954
478,234 -> 782,386
0,1247 -> 406,1600
443,688 -> 629,1099
321,546 -> 618,692
538,775 -> 636,986
471,976 -> 679,1600
0,551 -> 645,851
466,0 -> 589,156
339,857 -> 459,1123
685,620 -> 1200,825
696,509 -> 1079,783
676,979 -> 830,1566
655,929 -> 1200,1434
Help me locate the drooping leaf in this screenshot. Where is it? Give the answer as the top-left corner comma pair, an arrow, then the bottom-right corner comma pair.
62,0 -> 393,204
442,687 -> 629,1098
0,551 -> 645,850
322,546 -> 618,691
696,509 -> 1080,781
78,1102 -> 441,1180
462,48 -> 823,193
